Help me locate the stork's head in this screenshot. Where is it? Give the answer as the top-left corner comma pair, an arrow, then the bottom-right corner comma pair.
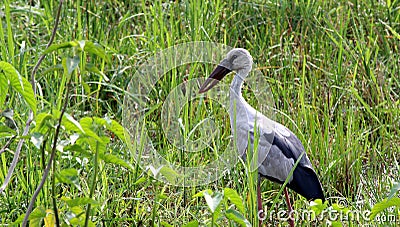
199,48 -> 253,93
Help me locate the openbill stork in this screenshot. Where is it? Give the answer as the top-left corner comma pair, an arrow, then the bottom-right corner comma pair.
199,48 -> 324,226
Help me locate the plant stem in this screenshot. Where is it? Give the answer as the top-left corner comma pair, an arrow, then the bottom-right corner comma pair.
84,140 -> 100,226
22,82 -> 70,226
52,150 -> 60,227
0,0 -> 64,195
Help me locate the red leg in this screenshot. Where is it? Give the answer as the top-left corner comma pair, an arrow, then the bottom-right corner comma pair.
284,187 -> 294,227
257,180 -> 263,227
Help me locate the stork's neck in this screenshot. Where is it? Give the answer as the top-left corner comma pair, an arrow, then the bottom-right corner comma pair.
230,74 -> 244,97
229,67 -> 252,122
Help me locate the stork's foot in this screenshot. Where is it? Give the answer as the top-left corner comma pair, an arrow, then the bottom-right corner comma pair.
284,187 -> 295,227
257,181 -> 264,227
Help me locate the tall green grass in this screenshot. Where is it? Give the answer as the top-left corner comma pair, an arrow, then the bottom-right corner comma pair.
0,0 -> 399,226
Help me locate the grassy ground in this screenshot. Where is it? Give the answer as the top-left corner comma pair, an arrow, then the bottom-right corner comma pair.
0,0 -> 399,226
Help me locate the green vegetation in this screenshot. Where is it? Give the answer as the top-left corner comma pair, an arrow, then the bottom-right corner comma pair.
0,0 -> 399,226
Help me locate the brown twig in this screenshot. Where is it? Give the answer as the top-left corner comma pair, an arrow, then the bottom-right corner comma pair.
52,149 -> 60,227
30,0 -> 64,89
0,135 -> 16,156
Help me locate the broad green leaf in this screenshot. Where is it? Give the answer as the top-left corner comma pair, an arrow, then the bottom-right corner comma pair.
193,189 -> 213,198
107,119 -> 128,142
91,117 -> 109,127
29,206 -> 46,219
69,217 -> 81,225
224,188 -> 245,213
331,221 -> 343,227
332,203 -> 352,219
159,166 -> 180,184
80,117 -> 105,143
388,182 -> 400,199
12,206 -> 46,225
29,217 -> 42,227
93,117 -> 127,142
225,208 -> 251,227
86,63 -> 109,81
87,137 -> 108,155
30,132 -> 44,149
309,199 -> 328,216
65,55 -> 80,75
0,125 -> 16,137
69,212 -> 95,227
56,168 -> 81,190
183,220 -> 199,227
42,41 -> 78,55
1,109 -> 17,130
12,213 -> 25,224
0,61 -> 36,115
82,41 -> 110,62
332,203 -> 349,212
370,197 -> 400,219
64,144 -> 88,155
204,191 -> 223,213
63,113 -> 85,133
100,153 -> 133,170
0,73 -> 8,106
62,197 -> 99,207
52,108 -> 61,119
69,206 -> 85,215
34,113 -> 53,132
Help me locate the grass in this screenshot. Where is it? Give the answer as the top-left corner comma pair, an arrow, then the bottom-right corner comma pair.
0,0 -> 399,226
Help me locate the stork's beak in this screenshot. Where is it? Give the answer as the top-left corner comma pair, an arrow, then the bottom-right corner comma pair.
199,64 -> 232,93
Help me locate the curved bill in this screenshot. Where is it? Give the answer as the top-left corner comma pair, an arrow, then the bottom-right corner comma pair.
199,65 -> 232,93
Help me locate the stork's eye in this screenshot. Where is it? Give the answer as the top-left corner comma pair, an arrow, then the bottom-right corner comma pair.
231,55 -> 238,62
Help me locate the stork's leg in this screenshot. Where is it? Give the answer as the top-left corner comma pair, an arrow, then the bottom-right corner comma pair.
257,180 -> 263,227
284,187 -> 294,227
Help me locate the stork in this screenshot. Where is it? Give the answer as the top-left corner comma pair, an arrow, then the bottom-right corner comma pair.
199,48 -> 324,226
